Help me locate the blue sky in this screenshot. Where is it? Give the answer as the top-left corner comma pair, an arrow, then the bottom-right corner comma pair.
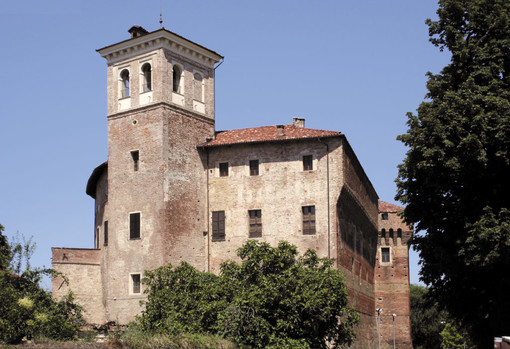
0,1 -> 449,288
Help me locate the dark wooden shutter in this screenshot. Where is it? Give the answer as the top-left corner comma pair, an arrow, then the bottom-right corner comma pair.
212,211 -> 225,241
303,155 -> 313,171
302,206 -> 316,235
130,213 -> 140,239
249,210 -> 262,238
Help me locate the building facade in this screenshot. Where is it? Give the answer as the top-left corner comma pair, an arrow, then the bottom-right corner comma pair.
52,26 -> 413,348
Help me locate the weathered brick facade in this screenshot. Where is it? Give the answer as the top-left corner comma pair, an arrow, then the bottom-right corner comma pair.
51,26 -> 413,348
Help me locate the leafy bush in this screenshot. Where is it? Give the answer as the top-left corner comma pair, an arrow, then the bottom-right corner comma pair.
0,224 -> 84,344
138,240 -> 358,348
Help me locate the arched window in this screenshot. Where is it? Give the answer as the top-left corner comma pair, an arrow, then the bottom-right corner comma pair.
141,63 -> 152,92
389,229 -> 394,239
397,228 -> 402,239
193,72 -> 203,102
120,69 -> 130,98
172,65 -> 182,93
381,229 -> 386,238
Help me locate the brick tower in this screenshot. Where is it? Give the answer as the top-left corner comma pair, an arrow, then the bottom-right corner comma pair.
375,201 -> 413,348
90,26 -> 222,323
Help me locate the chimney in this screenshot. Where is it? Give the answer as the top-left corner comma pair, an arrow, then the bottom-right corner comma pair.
128,25 -> 149,39
293,118 -> 305,128
276,125 -> 285,137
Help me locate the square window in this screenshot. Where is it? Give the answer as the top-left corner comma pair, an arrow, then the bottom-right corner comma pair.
212,211 -> 225,241
248,209 -> 262,238
130,212 -> 140,240
249,160 -> 259,176
381,247 -> 390,263
302,206 -> 316,235
131,274 -> 141,294
381,213 -> 389,220
303,155 -> 313,171
219,162 -> 229,177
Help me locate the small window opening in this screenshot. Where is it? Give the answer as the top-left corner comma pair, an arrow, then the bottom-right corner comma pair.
141,63 -> 152,92
381,228 -> 386,238
248,210 -> 262,238
381,213 -> 389,220
212,211 -> 225,241
389,229 -> 394,239
219,162 -> 229,177
172,65 -> 182,93
397,228 -> 402,239
249,160 -> 259,176
131,151 -> 139,171
130,212 -> 140,240
131,274 -> 141,294
302,205 -> 316,235
104,221 -> 108,246
303,155 -> 313,171
381,247 -> 390,263
120,69 -> 130,98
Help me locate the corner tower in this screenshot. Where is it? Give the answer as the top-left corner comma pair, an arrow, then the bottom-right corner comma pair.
94,26 -> 222,324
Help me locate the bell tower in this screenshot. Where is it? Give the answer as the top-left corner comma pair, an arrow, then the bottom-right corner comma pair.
95,26 -> 223,324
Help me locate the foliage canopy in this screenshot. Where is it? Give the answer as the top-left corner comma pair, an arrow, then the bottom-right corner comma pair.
396,0 -> 510,346
138,240 -> 359,349
0,224 -> 83,344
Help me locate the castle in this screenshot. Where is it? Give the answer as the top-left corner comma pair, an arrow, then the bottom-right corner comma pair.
52,25 -> 413,348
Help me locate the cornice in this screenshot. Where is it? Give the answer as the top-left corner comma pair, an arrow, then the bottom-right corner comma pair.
97,29 -> 223,68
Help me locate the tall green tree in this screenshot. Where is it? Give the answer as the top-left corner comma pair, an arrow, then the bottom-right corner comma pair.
396,0 -> 510,346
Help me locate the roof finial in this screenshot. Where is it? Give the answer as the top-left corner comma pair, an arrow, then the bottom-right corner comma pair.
159,0 -> 164,28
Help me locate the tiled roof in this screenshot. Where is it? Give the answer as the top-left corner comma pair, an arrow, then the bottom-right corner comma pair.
379,200 -> 404,213
200,124 -> 342,147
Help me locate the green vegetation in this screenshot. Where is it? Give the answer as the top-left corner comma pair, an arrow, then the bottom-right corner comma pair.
396,0 -> 510,346
0,224 -> 84,344
137,240 -> 359,349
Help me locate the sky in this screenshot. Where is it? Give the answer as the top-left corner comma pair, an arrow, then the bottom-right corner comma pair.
0,1 -> 450,289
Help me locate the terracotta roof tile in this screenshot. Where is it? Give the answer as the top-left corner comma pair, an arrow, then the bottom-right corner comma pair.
200,124 -> 342,147
378,200 -> 404,213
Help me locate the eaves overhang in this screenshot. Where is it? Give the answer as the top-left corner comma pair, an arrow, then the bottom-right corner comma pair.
96,28 -> 223,67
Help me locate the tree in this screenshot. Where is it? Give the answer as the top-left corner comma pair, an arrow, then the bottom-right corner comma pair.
138,240 -> 359,349
396,0 -> 510,346
0,224 -> 83,344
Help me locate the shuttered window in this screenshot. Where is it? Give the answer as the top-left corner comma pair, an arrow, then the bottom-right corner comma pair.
212,211 -> 225,241
302,205 -> 316,235
249,210 -> 262,238
130,212 -> 140,240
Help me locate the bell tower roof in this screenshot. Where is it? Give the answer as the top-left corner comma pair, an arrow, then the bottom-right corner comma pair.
97,26 -> 223,67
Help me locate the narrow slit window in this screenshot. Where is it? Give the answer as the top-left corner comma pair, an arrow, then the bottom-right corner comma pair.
381,247 -> 390,263
302,205 -> 316,235
104,221 -> 108,246
389,229 -> 394,239
120,69 -> 130,98
131,151 -> 139,171
248,210 -> 262,238
219,162 -> 229,177
141,63 -> 152,92
131,274 -> 141,294
212,211 -> 225,241
249,160 -> 259,176
381,229 -> 386,238
303,155 -> 313,171
130,212 -> 140,240
397,228 -> 402,239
